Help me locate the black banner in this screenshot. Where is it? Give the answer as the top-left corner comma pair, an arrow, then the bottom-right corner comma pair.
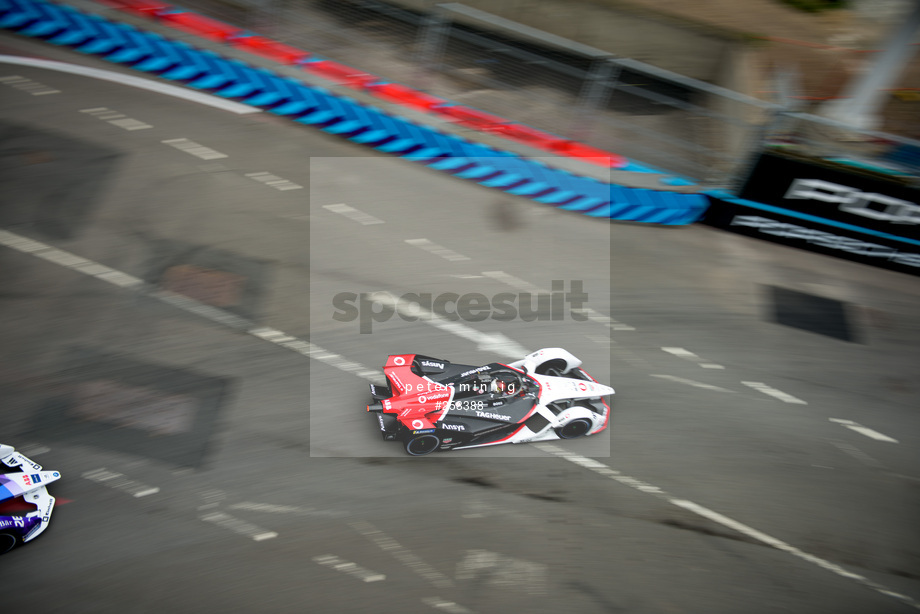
702,152 -> 920,276
739,152 -> 920,241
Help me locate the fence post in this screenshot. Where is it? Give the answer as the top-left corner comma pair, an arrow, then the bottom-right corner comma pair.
414,4 -> 450,91
569,56 -> 617,143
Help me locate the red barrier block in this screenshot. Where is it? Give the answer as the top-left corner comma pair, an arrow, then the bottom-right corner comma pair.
490,123 -> 566,151
97,0 -> 171,17
551,140 -> 628,168
302,60 -> 376,88
365,83 -> 447,111
433,105 -> 507,130
158,12 -> 244,41
229,36 -> 311,65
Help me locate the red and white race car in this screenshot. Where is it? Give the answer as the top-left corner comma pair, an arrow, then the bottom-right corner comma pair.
367,348 -> 614,455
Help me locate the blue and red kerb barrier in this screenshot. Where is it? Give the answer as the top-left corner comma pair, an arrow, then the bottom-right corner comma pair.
0,0 -> 710,224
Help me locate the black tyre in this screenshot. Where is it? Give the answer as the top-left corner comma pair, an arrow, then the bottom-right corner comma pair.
535,359 -> 567,376
555,418 -> 592,439
405,434 -> 440,456
0,531 -> 18,555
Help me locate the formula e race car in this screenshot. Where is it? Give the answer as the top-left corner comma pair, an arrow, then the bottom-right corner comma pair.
366,348 -> 614,455
0,444 -> 61,554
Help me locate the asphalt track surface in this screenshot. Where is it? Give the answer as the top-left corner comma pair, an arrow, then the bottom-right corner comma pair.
1,32 -> 919,614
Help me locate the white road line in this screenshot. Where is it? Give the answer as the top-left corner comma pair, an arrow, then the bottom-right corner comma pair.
365,291 -> 530,358
0,228 -> 385,384
829,419 -> 898,443
246,172 -> 304,191
248,326 -> 384,382
82,468 -> 160,498
0,56 -> 260,114
323,203 -> 384,224
200,511 -> 278,541
0,74 -> 60,95
0,229 -> 145,289
406,238 -> 469,261
227,502 -> 348,517
535,443 -> 920,611
351,520 -> 453,588
162,138 -> 228,160
661,347 -> 724,369
421,597 -> 474,613
481,271 -> 634,330
80,107 -> 152,130
650,374 -> 736,393
829,440 -> 885,468
16,444 -> 50,457
480,270 -> 545,294
313,555 -> 386,582
455,549 -> 547,595
742,382 -> 807,404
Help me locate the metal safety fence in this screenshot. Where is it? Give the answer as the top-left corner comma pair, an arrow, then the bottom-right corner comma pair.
106,0 -> 920,188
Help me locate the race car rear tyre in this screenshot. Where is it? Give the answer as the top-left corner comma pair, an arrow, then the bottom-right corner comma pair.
0,531 -> 18,555
535,359 -> 567,376
555,418 -> 592,439
405,434 -> 440,456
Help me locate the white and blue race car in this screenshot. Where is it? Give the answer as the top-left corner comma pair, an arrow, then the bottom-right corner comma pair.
0,444 -> 60,554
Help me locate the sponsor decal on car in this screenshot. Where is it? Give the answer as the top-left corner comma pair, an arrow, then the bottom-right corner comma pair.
420,360 -> 445,369
460,365 -> 492,378
377,414 -> 386,430
440,423 -> 466,431
412,419 -> 425,429
474,410 -> 512,421
412,429 -> 436,435
388,373 -> 404,391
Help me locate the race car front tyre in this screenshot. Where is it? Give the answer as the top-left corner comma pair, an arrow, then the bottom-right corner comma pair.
0,531 -> 18,555
405,434 -> 440,456
555,418 -> 592,439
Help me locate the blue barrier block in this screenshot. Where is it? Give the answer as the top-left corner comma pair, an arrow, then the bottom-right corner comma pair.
0,0 -> 709,225
0,0 -> 41,29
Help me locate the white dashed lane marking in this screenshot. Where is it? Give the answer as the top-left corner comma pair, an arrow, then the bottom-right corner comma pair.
0,74 -> 60,95
162,138 -> 228,160
80,107 -> 152,130
324,203 -> 383,224
481,270 -> 634,330
455,549 -> 547,595
650,374 -> 735,393
536,443 -> 920,611
313,555 -> 386,583
200,511 -> 278,541
227,502 -> 348,517
82,468 -> 160,498
351,520 -> 453,589
246,171 -> 303,191
364,291 -> 530,358
829,419 -> 898,443
406,238 -> 469,261
421,597 -> 474,613
0,229 -> 384,384
742,381 -> 808,404
662,347 -> 724,369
